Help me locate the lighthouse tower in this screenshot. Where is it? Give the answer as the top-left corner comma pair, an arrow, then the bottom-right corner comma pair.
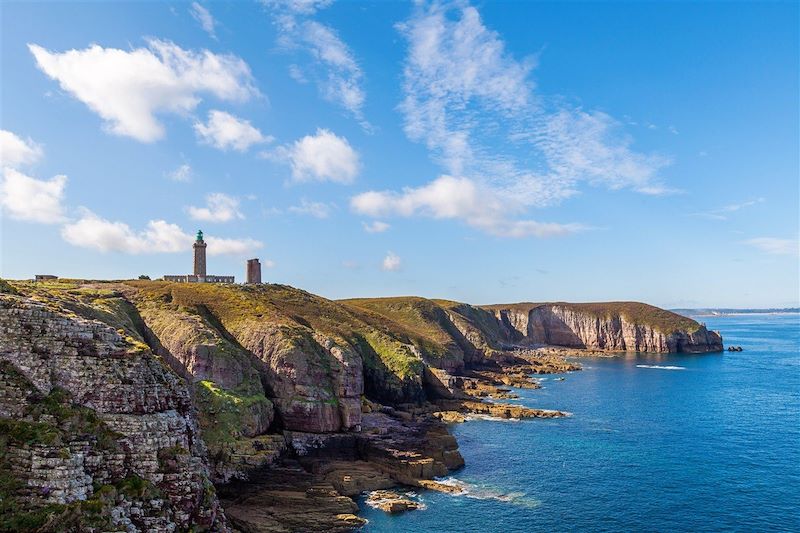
193,230 -> 207,280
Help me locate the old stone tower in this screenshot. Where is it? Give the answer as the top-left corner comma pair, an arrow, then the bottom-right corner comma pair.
193,230 -> 207,278
246,258 -> 261,284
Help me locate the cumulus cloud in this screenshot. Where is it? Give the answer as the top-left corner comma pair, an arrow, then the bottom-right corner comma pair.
287,198 -> 332,218
743,237 -> 799,256
166,163 -> 192,182
286,128 -> 359,183
186,192 -> 244,222
0,130 -> 43,168
29,40 -> 258,142
362,220 -> 389,233
381,251 -> 401,271
190,2 -> 217,39
357,2 -> 672,237
0,168 -> 67,224
194,110 -> 270,151
61,210 -> 261,255
352,175 -> 581,238
266,0 -> 366,123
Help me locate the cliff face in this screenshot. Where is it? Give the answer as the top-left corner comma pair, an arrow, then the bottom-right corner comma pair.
0,280 -> 722,530
0,293 -> 227,532
488,303 -> 723,353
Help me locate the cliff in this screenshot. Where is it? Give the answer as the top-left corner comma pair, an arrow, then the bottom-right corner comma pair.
0,280 -> 721,531
0,288 -> 227,532
482,302 -> 723,353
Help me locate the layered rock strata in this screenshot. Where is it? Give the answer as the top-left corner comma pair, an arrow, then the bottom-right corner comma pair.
0,294 -> 227,532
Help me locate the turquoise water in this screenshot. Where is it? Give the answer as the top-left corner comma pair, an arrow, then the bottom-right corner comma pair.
358,314 -> 800,532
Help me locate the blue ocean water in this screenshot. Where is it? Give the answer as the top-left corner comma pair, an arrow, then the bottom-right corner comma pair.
358,314 -> 800,532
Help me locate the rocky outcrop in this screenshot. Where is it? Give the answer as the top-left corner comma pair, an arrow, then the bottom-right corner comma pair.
0,293 -> 227,531
1,280 -> 724,531
487,303 -> 723,353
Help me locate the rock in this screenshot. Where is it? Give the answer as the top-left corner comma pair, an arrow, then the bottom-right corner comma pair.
417,479 -> 465,493
366,490 -> 421,514
488,303 -> 723,353
0,293 -> 228,531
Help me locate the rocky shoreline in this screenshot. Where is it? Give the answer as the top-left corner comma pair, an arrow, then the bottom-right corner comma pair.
0,280 -> 722,532
216,351 -> 577,531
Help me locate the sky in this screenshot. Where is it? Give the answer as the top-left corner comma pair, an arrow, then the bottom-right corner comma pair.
1,0 -> 798,309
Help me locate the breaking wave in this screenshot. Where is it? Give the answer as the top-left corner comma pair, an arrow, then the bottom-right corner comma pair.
636,364 -> 686,370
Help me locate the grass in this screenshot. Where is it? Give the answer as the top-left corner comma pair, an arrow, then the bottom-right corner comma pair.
194,380 -> 273,451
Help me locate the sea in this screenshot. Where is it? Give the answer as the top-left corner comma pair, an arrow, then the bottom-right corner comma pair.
358,313 -> 800,532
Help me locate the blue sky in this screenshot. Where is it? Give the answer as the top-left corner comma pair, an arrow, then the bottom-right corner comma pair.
1,0 -> 797,308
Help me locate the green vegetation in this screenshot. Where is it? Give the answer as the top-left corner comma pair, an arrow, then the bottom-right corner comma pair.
0,389 -> 129,532
0,279 -> 17,295
194,380 -> 272,452
361,331 -> 424,379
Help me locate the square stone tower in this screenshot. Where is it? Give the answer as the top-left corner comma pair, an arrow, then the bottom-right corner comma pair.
246,258 -> 261,284
193,230 -> 207,278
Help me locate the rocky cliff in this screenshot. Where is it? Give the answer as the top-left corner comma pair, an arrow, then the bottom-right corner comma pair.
0,280 -> 721,531
483,302 -> 723,353
0,288 -> 226,532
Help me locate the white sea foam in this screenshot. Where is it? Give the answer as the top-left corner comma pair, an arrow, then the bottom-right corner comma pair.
636,364 -> 686,370
433,477 -> 541,508
463,414 -> 522,422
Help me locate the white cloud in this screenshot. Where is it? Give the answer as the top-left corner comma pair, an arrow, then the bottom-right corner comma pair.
267,1 -> 366,122
0,168 -> 67,224
288,198 -> 332,218
263,0 -> 333,15
29,40 -> 258,142
373,2 -> 673,236
381,251 -> 401,272
194,110 -> 270,151
534,109 -> 674,197
287,128 -> 359,183
692,197 -> 765,221
261,258 -> 276,268
398,2 -> 533,175
0,130 -> 43,168
362,220 -> 389,233
190,2 -> 217,39
62,210 -> 261,255
352,175 -> 582,238
743,237 -> 799,256
186,192 -> 244,222
166,163 -> 192,182
205,235 -> 263,256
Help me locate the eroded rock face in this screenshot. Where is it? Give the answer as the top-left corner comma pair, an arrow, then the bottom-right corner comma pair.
230,323 -> 364,433
493,305 -> 723,353
0,294 -> 227,531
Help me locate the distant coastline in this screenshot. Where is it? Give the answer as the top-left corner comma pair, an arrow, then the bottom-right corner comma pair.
673,308 -> 800,317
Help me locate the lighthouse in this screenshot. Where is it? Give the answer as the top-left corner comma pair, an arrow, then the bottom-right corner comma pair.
193,229 -> 207,280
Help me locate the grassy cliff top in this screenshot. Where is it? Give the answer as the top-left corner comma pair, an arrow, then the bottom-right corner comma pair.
340,296 -> 457,347
481,301 -> 702,334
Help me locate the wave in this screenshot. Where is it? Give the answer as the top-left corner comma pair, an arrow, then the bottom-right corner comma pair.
432,477 -> 541,508
636,364 -> 686,370
463,413 -> 522,422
